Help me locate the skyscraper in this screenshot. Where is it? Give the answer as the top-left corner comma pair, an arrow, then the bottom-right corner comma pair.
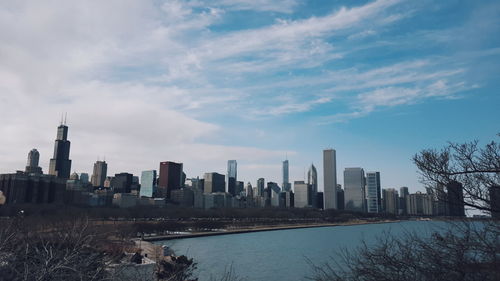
323,149 -> 337,209
158,161 -> 183,199
489,185 -> 500,218
366,172 -> 381,213
257,178 -> 265,197
399,186 -> 409,215
246,182 -> 253,198
344,168 -> 365,212
112,173 -> 133,193
294,181 -> 311,208
48,121 -> 72,179
282,160 -> 291,192
307,163 -> 318,207
227,160 -> 237,196
336,184 -> 345,210
203,172 -> 225,193
25,149 -> 43,174
383,188 -> 399,214
447,181 -> 465,217
91,160 -> 107,187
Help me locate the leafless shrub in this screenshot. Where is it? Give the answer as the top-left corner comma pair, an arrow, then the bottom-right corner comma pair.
310,220 -> 500,280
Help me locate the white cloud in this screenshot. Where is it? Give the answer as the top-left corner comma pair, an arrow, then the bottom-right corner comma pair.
201,0 -> 300,13
0,0 -> 492,189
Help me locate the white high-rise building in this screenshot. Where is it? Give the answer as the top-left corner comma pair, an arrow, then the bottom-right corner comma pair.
294,181 -> 311,208
344,168 -> 366,212
323,149 -> 337,209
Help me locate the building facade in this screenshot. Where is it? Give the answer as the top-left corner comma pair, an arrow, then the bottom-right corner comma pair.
25,149 -> 43,174
323,149 -> 337,209
158,161 -> 183,199
257,178 -> 265,197
112,173 -> 133,193
203,172 -> 225,193
365,172 -> 381,213
294,181 -> 311,208
227,160 -> 237,196
48,123 -> 72,179
140,170 -> 157,198
344,168 -> 365,212
382,188 -> 399,214
282,160 -> 291,192
308,164 -> 318,208
447,181 -> 465,217
0,172 -> 66,204
91,160 -> 107,188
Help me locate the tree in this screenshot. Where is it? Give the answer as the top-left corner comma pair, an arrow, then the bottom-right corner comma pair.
310,221 -> 500,281
413,134 -> 500,215
309,135 -> 500,281
0,217 -> 110,281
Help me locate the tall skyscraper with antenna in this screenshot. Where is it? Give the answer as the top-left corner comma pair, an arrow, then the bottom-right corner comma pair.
48,115 -> 72,179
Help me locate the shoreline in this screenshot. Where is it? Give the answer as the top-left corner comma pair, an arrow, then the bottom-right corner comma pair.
143,219 -> 401,242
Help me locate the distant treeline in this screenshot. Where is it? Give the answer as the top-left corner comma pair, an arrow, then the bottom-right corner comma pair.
0,204 -> 398,221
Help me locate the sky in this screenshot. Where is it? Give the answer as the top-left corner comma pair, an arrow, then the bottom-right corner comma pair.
0,0 -> 499,193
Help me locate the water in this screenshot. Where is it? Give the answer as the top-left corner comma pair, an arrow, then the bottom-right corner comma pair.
155,221 -> 448,281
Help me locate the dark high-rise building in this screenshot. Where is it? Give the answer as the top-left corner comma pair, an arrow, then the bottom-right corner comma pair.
257,178 -> 265,197
447,181 -> 465,217
336,184 -> 345,210
316,192 -> 324,210
399,186 -> 409,215
227,160 -> 237,196
0,172 -> 66,204
344,168 -> 365,212
236,181 -> 244,196
25,149 -> 43,174
158,161 -> 183,199
434,184 -> 448,216
489,185 -> 500,218
282,160 -> 291,192
91,161 -> 107,188
48,122 -> 72,179
203,172 -> 225,193
366,172 -> 381,213
80,173 -> 89,183
308,164 -> 318,207
112,173 -> 133,193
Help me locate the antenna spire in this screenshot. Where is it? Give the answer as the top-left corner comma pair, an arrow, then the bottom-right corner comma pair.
64,112 -> 67,125
60,113 -> 63,125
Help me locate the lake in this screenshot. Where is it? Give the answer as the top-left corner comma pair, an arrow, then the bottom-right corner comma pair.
155,220 -> 447,281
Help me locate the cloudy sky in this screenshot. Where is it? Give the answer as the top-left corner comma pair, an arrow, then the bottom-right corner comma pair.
0,0 -> 499,192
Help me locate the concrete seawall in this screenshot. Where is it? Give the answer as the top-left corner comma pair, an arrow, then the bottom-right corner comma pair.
143,220 -> 399,242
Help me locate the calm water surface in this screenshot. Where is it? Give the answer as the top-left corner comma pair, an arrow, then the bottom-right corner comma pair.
156,221 -> 447,281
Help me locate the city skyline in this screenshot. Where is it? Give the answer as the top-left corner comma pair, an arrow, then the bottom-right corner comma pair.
3,120 -> 427,194
0,0 -> 499,193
